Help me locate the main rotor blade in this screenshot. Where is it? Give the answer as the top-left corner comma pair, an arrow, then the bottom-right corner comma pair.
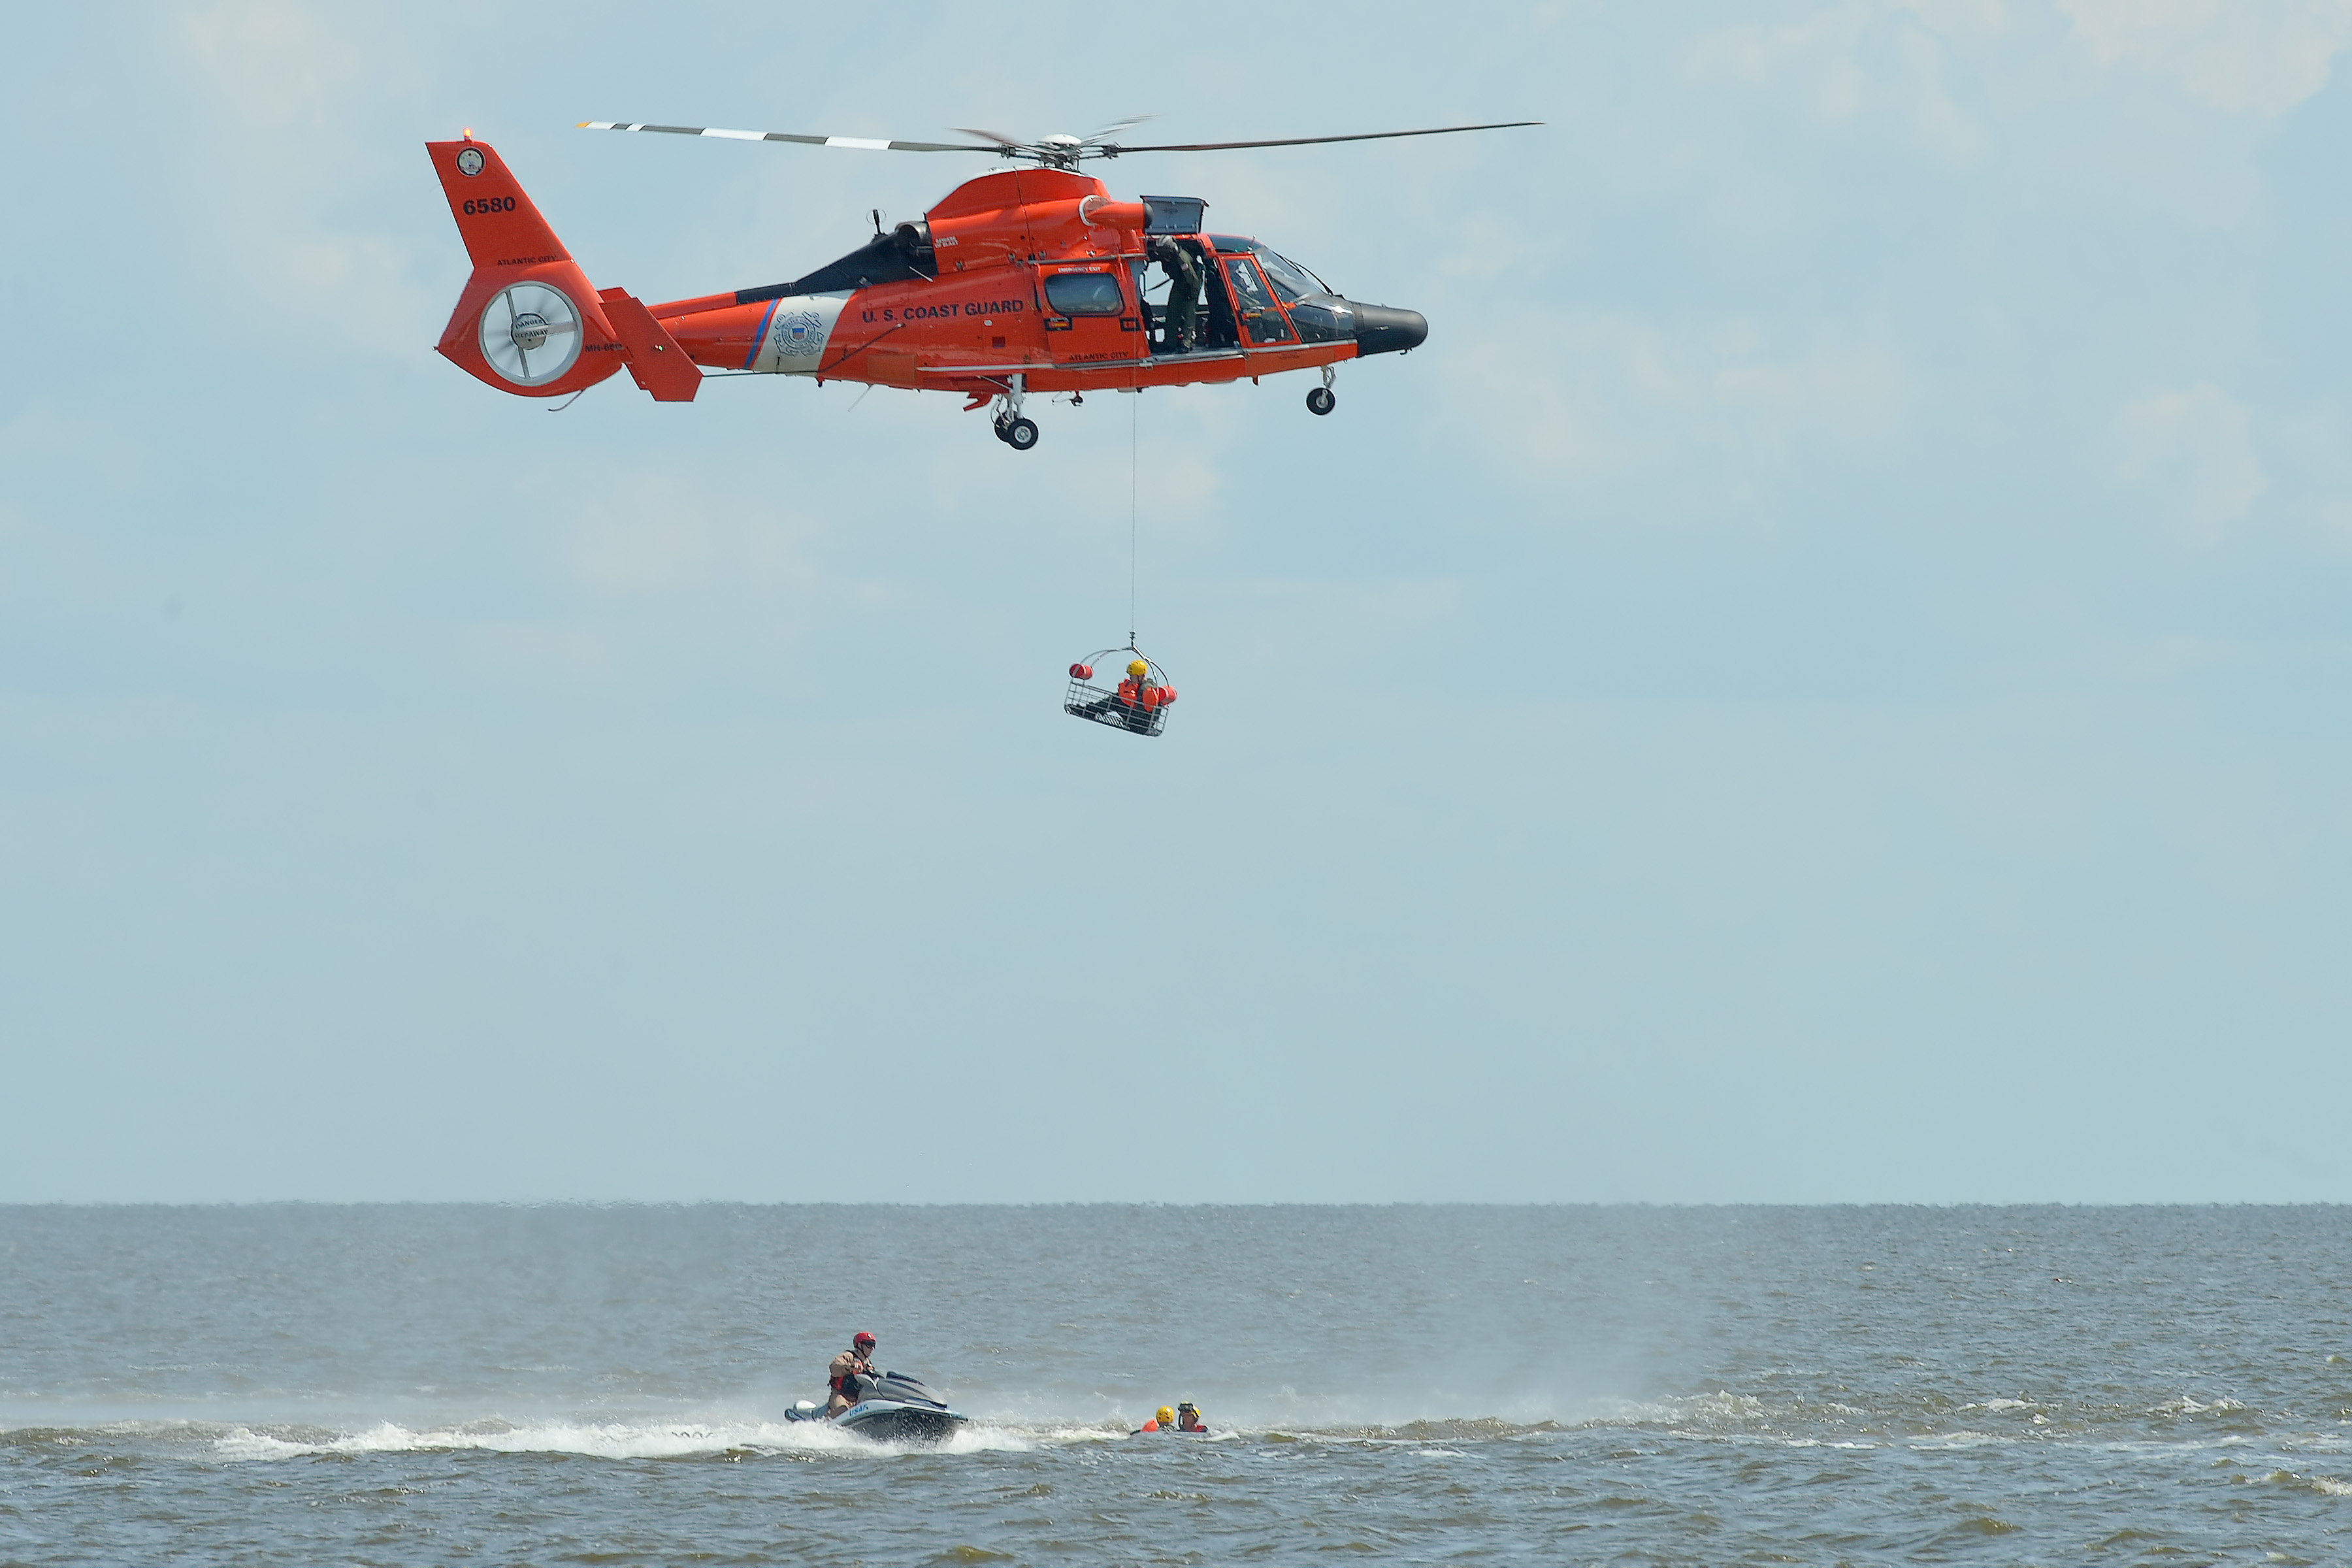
1080,114 -> 1155,145
1112,121 -> 1541,154
949,127 -> 1027,149
580,122 -> 990,152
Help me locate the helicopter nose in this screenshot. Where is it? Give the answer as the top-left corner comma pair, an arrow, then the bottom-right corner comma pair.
1352,303 -> 1428,357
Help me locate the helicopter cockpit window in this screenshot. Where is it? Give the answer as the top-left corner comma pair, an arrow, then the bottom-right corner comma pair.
1222,257 -> 1294,345
1044,272 -> 1126,316
1253,250 -> 1322,305
1285,294 -> 1354,343
1222,257 -> 1273,312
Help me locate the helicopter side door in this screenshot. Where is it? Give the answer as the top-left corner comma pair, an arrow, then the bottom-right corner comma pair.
1040,263 -> 1140,367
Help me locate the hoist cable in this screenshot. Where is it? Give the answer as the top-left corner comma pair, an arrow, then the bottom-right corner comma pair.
1129,386 -> 1139,646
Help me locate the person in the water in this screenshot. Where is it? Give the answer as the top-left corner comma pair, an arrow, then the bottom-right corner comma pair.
1135,1402 -> 1210,1434
826,1330 -> 877,1417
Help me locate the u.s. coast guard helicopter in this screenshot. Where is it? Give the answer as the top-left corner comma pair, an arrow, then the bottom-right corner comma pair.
427,117 -> 1535,448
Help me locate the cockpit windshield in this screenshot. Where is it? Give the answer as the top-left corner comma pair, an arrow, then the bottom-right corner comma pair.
1209,235 -> 1332,304
1254,249 -> 1326,304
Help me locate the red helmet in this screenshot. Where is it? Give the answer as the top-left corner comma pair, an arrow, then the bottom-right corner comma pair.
853,1331 -> 876,1348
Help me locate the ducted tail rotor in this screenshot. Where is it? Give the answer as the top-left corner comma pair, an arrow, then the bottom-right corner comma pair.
477,280 -> 584,387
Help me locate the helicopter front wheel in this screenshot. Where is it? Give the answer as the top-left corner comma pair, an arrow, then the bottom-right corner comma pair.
1305,386 -> 1336,416
1005,416 -> 1040,451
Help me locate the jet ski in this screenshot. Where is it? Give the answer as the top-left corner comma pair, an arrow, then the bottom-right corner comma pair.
785,1369 -> 969,1443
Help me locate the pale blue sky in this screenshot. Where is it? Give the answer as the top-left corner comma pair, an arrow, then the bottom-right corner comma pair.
4,2 -> 2349,1201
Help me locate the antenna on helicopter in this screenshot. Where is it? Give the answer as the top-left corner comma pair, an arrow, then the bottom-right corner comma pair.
871,208 -> 883,240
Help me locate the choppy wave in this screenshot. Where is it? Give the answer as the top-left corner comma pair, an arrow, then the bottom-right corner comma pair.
204,1417 -> 1098,1462
13,1413 -> 1574,1462
3,1384 -> 2340,1468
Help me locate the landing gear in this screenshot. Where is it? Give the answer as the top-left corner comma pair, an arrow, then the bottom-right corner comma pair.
989,375 -> 1039,451
1307,364 -> 1337,416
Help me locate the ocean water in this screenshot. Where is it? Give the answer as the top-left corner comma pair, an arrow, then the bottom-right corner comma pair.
2,1205 -> 2348,1565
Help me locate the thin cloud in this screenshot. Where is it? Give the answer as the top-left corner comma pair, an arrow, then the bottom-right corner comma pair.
2058,0 -> 2352,115
2116,382 -> 2266,543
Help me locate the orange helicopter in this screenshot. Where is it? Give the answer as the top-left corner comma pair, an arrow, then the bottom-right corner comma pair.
425,118 -> 1535,447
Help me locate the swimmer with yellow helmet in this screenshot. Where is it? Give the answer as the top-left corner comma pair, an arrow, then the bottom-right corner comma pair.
1134,1401 -> 1209,1435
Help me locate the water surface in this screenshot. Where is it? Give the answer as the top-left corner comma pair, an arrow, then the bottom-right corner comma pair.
3,1205 -> 2347,1563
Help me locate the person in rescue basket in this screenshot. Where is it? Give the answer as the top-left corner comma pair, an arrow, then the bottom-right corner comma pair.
1074,659 -> 1161,729
826,1331 -> 878,1418
1117,659 -> 1162,730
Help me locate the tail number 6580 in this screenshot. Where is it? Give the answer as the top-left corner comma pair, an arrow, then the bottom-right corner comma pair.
463,197 -> 517,216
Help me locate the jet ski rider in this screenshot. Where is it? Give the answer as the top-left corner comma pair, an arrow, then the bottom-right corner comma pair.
826,1331 -> 879,1418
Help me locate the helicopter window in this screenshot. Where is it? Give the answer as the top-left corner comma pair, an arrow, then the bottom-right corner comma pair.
1254,250 -> 1320,305
1222,257 -> 1274,312
1223,258 -> 1294,345
1044,272 -> 1126,316
1285,295 -> 1354,343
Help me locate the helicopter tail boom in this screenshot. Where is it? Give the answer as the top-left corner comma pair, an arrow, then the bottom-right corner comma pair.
426,137 -> 694,401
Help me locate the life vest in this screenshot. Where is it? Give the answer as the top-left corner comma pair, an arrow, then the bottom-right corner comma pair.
829,1352 -> 872,1400
1116,678 -> 1139,709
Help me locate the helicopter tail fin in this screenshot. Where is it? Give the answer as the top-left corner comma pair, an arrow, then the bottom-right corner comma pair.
425,137 -> 694,401
427,135 -> 572,269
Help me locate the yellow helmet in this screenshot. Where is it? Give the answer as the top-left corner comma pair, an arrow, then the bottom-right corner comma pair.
1156,1405 -> 1175,1426
1128,659 -> 1149,678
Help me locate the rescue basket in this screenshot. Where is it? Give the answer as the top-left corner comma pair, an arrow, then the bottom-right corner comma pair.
1063,647 -> 1177,738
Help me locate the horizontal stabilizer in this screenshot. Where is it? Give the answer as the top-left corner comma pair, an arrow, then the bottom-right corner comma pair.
598,289 -> 702,402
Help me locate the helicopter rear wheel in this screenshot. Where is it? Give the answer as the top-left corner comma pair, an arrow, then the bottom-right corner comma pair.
1306,386 -> 1336,416
1005,416 -> 1040,451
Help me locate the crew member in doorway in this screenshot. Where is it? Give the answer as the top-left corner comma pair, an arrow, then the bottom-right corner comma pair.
826,1331 -> 878,1417
1151,236 -> 1203,354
